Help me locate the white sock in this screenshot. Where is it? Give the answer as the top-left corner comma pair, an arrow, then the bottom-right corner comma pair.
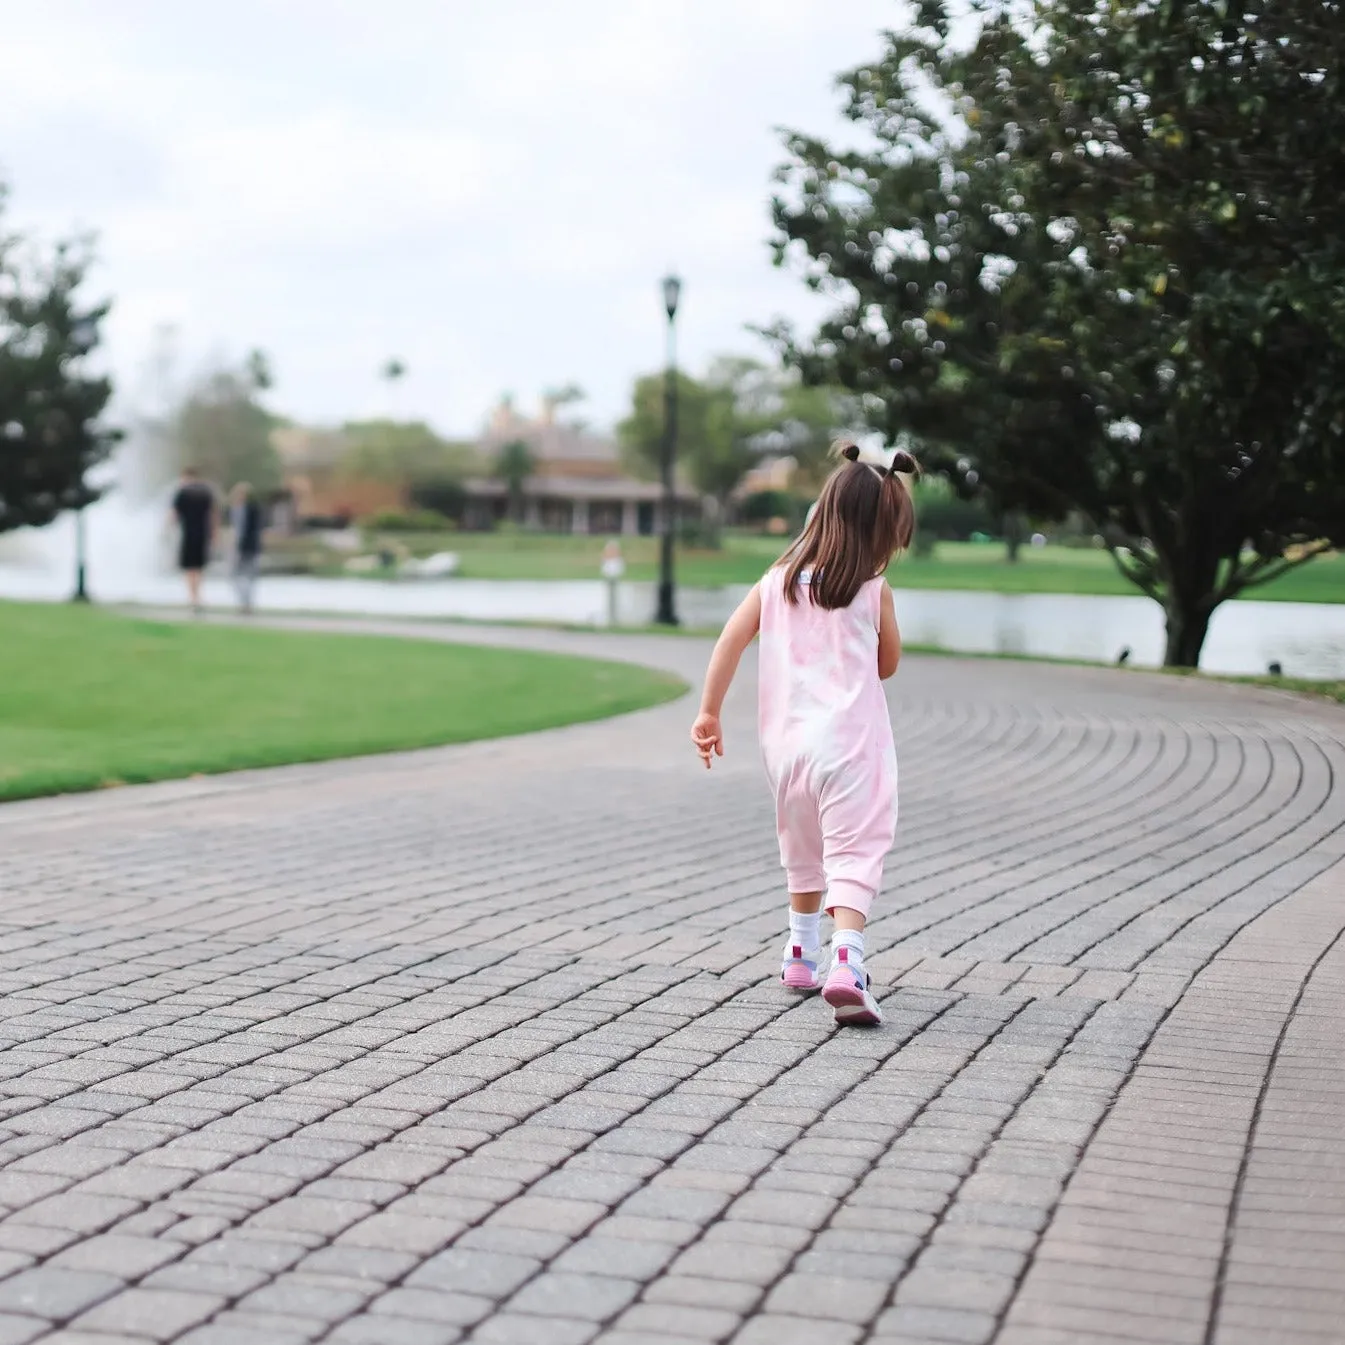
788,909 -> 822,952
832,928 -> 865,967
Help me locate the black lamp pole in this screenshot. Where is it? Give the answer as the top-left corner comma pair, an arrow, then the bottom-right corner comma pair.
72,505 -> 89,602
654,274 -> 681,627
69,316 -> 99,605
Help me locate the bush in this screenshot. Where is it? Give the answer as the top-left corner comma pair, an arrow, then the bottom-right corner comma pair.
364,508 -> 451,533
915,491 -> 997,541
409,474 -> 467,521
739,490 -> 807,529
679,519 -> 722,549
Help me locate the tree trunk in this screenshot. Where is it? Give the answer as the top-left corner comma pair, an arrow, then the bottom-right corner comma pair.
1162,597 -> 1213,668
1003,510 -> 1027,563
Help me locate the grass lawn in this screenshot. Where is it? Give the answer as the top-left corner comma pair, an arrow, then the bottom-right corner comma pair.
365,530 -> 1345,603
0,602 -> 685,802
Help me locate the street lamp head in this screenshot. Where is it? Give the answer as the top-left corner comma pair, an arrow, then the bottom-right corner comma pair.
662,275 -> 682,321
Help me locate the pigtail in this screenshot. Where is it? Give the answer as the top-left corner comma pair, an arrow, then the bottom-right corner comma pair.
886,449 -> 920,479
832,439 -> 919,478
786,439 -> 918,607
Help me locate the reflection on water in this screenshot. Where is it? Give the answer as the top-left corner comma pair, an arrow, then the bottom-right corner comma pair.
1,537 -> 1342,679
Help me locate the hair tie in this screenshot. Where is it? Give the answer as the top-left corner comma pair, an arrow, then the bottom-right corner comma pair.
841,444 -> 860,463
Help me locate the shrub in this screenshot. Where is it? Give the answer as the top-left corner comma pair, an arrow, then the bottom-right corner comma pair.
408,475 -> 467,521
915,491 -> 996,541
738,490 -> 808,531
365,508 -> 451,533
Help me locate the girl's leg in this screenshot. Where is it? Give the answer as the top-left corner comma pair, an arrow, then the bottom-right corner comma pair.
785,890 -> 825,987
781,883 -> 827,991
776,769 -> 827,992
818,776 -> 896,1025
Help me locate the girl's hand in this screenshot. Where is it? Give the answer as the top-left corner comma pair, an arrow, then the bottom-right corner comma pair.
690,713 -> 723,769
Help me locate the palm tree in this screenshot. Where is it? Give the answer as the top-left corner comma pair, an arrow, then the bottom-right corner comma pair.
381,359 -> 407,419
495,439 -> 535,525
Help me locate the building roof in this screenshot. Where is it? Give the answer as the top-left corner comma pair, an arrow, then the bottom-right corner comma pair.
272,426 -> 349,468
481,396 -> 620,465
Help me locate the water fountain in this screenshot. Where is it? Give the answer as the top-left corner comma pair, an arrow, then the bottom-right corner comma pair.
0,431 -> 176,605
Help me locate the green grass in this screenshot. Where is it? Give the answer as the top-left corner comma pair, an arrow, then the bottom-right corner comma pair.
0,602 -> 686,802
358,530 -> 1345,603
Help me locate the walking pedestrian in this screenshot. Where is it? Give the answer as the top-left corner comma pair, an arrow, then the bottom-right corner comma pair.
690,441 -> 917,1026
171,467 -> 215,614
228,482 -> 263,613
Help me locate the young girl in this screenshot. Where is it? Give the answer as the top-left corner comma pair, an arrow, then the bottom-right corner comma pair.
690,442 -> 917,1026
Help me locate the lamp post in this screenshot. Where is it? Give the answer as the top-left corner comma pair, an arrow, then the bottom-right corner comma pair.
654,274 -> 681,627
69,316 -> 99,606
72,506 -> 89,603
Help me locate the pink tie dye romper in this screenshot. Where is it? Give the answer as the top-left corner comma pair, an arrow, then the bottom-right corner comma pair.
757,566 -> 898,917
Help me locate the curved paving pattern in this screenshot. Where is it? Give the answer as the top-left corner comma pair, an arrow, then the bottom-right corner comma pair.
0,617 -> 1342,1345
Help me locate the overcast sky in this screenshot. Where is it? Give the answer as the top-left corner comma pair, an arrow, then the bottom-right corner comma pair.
1,0 -> 901,439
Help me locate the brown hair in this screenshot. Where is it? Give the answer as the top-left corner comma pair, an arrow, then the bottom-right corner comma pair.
779,441 -> 918,608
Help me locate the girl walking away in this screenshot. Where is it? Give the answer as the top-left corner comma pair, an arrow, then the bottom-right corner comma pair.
691,442 -> 917,1026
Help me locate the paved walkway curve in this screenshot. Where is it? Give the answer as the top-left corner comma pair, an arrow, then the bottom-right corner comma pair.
1,615 -> 1342,1345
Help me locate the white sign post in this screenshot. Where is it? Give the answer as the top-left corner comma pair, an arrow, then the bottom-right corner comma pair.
601,541 -> 625,628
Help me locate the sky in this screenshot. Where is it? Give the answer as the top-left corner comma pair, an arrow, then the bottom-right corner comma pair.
1,0 -> 901,439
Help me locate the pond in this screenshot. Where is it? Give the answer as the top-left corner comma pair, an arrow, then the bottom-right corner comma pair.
1,549 -> 1341,680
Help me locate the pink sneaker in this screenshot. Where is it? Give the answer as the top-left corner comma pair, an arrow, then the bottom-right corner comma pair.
821,947 -> 882,1026
781,942 -> 824,993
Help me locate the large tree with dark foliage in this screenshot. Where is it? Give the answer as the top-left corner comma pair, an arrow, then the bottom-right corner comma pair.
768,0 -> 1345,666
0,198 -> 119,534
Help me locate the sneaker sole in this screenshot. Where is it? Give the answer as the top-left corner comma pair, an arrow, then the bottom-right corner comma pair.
822,982 -> 883,1026
782,966 -> 823,993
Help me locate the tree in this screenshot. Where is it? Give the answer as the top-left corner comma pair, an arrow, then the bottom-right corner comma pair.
542,383 -> 586,415
728,363 -> 857,493
341,420 -> 473,483
0,210 -> 120,534
768,0 -> 1345,666
166,354 -> 282,493
495,438 -> 534,524
618,359 -> 851,541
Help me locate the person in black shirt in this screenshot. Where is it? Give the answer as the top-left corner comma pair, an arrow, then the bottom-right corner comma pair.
228,482 -> 264,613
171,467 -> 215,614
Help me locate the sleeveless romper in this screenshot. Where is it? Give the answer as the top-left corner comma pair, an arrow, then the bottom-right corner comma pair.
757,567 -> 898,915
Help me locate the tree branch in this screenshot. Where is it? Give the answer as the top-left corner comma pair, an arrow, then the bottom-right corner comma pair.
1103,540 -> 1163,601
1220,540 -> 1334,600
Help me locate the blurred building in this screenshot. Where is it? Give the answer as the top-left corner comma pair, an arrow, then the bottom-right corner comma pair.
271,426 -> 406,525
737,455 -> 797,497
462,395 -> 700,535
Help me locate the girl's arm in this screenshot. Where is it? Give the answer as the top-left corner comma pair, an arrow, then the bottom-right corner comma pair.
878,584 -> 901,679
691,584 -> 762,768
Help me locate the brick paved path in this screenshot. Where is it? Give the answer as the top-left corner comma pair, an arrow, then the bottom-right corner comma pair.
1,619 -> 1343,1345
